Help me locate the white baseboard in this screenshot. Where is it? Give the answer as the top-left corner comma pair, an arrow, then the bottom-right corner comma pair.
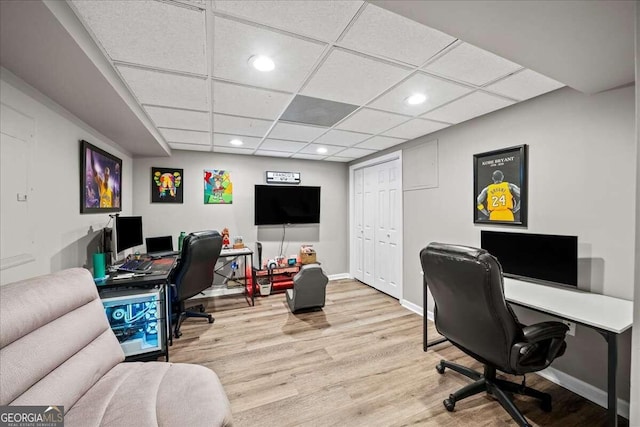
328,273 -> 351,281
404,306 -> 629,419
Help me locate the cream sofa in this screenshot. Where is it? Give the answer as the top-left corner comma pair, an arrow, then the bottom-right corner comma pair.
0,268 -> 232,426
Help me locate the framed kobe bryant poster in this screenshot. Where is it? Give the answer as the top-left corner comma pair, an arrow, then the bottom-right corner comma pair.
473,144 -> 528,226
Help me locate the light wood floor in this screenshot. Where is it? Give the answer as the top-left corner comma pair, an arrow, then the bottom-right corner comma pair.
169,279 -> 625,427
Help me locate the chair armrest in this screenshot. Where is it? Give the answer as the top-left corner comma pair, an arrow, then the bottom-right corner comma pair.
522,321 -> 568,343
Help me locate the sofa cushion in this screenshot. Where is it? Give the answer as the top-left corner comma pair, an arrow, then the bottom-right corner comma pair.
65,362 -> 232,427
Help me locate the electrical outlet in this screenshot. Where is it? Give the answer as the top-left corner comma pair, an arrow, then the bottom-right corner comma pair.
562,320 -> 576,336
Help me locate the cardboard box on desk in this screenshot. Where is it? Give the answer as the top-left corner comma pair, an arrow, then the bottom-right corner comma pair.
299,245 -> 317,264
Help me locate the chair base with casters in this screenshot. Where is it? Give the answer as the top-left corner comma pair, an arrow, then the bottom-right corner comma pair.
436,360 -> 551,427
172,300 -> 214,338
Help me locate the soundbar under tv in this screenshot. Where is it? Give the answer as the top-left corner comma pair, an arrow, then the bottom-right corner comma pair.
480,230 -> 578,287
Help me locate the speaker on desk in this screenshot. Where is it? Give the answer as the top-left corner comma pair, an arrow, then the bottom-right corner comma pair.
255,242 -> 263,269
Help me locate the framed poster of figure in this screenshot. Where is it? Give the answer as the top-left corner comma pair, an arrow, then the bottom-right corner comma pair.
151,167 -> 183,203
473,145 -> 527,226
80,140 -> 122,213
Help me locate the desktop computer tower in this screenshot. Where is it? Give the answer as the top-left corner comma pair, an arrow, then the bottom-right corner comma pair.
101,287 -> 165,357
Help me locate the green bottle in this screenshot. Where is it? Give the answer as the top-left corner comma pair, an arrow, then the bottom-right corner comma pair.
178,231 -> 186,251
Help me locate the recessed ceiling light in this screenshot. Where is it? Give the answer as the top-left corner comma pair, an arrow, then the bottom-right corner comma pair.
229,139 -> 243,146
405,93 -> 427,105
249,55 -> 275,72
316,147 -> 328,154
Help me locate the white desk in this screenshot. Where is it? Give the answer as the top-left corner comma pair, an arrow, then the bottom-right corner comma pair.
215,247 -> 254,305
423,277 -> 633,426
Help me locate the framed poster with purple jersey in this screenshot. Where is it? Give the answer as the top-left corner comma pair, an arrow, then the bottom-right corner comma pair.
473,145 -> 527,226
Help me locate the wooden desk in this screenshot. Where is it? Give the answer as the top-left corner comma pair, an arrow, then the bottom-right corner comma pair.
423,277 -> 633,426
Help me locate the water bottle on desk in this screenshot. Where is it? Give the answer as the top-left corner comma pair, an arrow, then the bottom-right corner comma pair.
178,232 -> 186,251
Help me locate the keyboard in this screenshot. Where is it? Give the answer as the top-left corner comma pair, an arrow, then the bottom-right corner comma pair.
117,258 -> 153,273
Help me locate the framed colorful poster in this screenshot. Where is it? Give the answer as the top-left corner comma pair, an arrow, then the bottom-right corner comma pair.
473,145 -> 527,226
80,140 -> 122,213
151,167 -> 183,203
204,169 -> 232,204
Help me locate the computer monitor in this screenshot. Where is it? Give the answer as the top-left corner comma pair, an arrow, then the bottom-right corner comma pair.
115,216 -> 143,254
145,236 -> 174,254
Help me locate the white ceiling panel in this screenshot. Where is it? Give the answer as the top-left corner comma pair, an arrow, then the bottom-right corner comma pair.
336,108 -> 408,134
169,142 -> 211,152
213,16 -> 326,92
340,4 -> 455,66
484,69 -> 565,101
355,135 -> 406,151
255,150 -> 293,158
213,146 -> 255,155
422,91 -> 515,124
423,42 -> 522,86
213,133 -> 262,149
382,118 -> 449,139
301,49 -> 409,105
145,106 -> 209,131
160,128 -> 210,145
314,129 -> 371,147
72,0 -> 206,74
337,147 -> 377,158
260,139 -> 307,152
325,156 -> 355,162
213,81 -> 293,120
299,144 -> 345,156
117,65 -> 208,110
213,114 -> 272,137
292,153 -> 327,160
213,1 -> 363,42
268,122 -> 328,142
369,72 -> 473,115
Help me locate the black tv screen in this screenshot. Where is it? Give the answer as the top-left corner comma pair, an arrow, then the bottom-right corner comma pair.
481,231 -> 578,286
116,216 -> 143,253
255,185 -> 320,225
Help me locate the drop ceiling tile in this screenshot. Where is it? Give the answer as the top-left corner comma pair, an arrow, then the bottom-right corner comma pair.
160,128 -> 210,145
369,72 -> 473,115
301,49 -> 409,105
213,1 -> 363,41
422,92 -> 515,124
325,156 -> 354,162
117,66 -> 208,110
72,0 -> 206,74
340,4 -> 456,66
484,69 -> 565,101
382,118 -> 449,140
213,16 -> 326,92
355,135 -> 406,151
213,114 -> 272,137
255,150 -> 293,158
299,144 -> 344,156
213,81 -> 293,120
280,95 -> 358,127
423,43 -> 522,86
314,129 -> 371,147
213,133 -> 263,149
145,106 -> 209,131
213,146 -> 255,155
169,142 -> 211,152
336,147 -> 376,159
260,139 -> 307,152
336,108 -> 409,134
292,153 -> 327,160
268,122 -> 328,142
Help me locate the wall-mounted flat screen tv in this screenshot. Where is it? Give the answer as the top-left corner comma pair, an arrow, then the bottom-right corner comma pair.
481,231 -> 578,287
255,185 -> 320,225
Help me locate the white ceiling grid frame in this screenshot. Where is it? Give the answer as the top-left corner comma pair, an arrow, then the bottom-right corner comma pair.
116,65 -> 209,111
145,105 -> 209,131
212,1 -> 365,42
268,122 -> 328,142
423,42 -> 523,86
314,129 -> 372,147
213,145 -> 255,155
160,128 -> 210,145
484,69 -> 566,101
339,3 -> 457,67
212,114 -> 273,138
422,91 -> 516,124
355,135 -> 407,151
255,150 -> 295,158
336,108 -> 409,134
212,15 -> 327,92
382,118 -> 450,140
70,0 -> 207,75
213,133 -> 262,149
298,144 -> 346,156
212,80 -> 294,120
169,142 -> 212,151
260,139 -> 308,152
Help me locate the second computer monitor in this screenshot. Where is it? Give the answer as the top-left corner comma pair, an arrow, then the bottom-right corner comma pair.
145,235 -> 174,255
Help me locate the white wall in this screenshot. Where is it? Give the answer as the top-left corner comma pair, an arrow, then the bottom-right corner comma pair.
132,151 -> 349,275
355,85 -> 636,404
0,70 -> 133,285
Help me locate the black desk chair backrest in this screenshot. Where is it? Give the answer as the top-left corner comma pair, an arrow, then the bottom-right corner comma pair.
173,230 -> 222,301
421,243 -> 522,371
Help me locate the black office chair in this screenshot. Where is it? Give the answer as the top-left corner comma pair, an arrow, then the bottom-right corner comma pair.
420,243 -> 569,427
171,230 -> 222,338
